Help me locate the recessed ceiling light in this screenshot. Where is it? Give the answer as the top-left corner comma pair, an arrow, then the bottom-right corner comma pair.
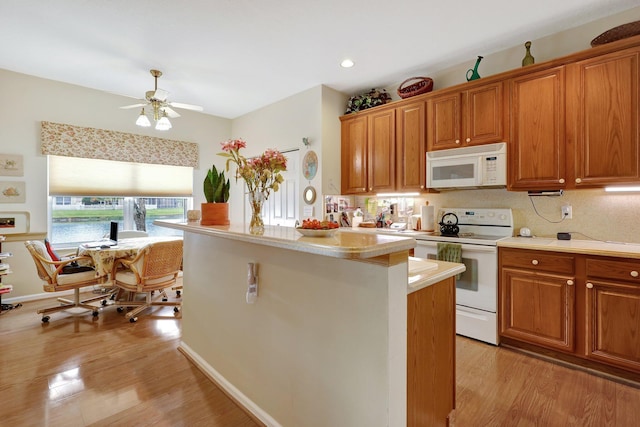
340,59 -> 354,68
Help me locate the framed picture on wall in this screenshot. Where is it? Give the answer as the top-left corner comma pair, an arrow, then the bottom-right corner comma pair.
0,154 -> 24,176
0,181 -> 25,203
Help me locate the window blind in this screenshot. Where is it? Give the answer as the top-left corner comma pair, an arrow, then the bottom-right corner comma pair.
48,156 -> 193,197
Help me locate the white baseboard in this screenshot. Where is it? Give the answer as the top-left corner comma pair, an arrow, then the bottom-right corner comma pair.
178,342 -> 281,427
0,285 -> 102,304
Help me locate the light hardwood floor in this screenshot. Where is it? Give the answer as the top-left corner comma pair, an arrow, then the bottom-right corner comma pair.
1,293 -> 639,426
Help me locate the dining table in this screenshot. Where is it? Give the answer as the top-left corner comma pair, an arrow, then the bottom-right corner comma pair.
78,236 -> 183,278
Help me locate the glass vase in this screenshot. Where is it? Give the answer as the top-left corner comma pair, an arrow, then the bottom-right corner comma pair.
248,192 -> 265,235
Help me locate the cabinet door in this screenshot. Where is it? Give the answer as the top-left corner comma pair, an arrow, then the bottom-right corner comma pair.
368,108 -> 396,193
340,115 -> 368,194
427,92 -> 462,150
465,82 -> 506,146
407,277 -> 455,427
569,47 -> 640,187
397,101 -> 426,192
509,67 -> 566,190
500,267 -> 575,352
585,279 -> 640,372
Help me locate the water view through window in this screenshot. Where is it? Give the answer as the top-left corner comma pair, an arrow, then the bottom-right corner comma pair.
50,196 -> 187,245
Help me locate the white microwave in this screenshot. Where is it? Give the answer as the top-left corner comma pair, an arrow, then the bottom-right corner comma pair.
426,142 -> 507,190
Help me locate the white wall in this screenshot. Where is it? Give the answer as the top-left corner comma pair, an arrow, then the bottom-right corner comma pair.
181,231 -> 404,426
384,6 -> 640,98
230,85 -> 346,222
0,69 -> 231,297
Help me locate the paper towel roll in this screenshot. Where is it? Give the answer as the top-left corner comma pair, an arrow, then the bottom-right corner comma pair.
421,205 -> 435,231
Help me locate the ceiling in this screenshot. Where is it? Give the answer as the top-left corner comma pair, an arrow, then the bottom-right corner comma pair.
1,0 -> 637,119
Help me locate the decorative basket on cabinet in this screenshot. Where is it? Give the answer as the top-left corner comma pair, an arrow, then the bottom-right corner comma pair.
397,77 -> 434,99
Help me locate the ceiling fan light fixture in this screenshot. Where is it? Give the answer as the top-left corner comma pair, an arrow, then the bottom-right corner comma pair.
135,108 -> 151,127
123,69 -> 202,130
155,110 -> 172,131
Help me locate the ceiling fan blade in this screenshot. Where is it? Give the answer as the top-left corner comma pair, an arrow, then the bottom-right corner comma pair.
153,88 -> 170,101
120,103 -> 148,109
168,101 -> 204,112
163,107 -> 181,118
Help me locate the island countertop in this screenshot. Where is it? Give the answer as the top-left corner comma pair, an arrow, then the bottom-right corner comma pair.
155,221 -> 416,259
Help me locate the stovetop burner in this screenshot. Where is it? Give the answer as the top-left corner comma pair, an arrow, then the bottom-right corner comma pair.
417,208 -> 514,246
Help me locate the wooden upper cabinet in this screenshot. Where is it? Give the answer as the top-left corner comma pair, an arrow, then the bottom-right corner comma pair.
427,92 -> 461,150
340,114 -> 368,194
340,108 -> 397,194
396,101 -> 426,192
508,66 -> 566,190
428,81 -> 506,151
368,108 -> 396,193
567,46 -> 640,187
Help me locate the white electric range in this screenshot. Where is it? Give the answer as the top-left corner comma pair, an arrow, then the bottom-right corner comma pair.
413,208 -> 513,345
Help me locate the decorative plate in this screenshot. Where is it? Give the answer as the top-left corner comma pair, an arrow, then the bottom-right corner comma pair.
295,227 -> 338,237
302,150 -> 318,180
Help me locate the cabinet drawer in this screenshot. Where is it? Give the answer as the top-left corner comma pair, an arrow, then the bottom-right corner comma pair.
500,249 -> 575,274
586,258 -> 640,284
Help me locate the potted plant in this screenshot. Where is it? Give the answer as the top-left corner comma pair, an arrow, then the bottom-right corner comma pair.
200,164 -> 231,225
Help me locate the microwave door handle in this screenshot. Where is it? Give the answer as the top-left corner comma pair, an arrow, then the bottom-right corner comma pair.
476,157 -> 483,185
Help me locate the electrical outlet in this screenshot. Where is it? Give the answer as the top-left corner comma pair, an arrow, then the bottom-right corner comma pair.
562,205 -> 572,219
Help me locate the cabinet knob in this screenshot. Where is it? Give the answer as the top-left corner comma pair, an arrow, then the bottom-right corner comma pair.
531,259 -> 539,265
465,137 -> 471,143
455,139 -> 460,144
575,178 -> 582,184
631,271 -> 639,278
567,279 -> 574,286
559,178 -> 565,184
420,185 -> 424,189
586,282 -> 594,289
369,187 -> 372,191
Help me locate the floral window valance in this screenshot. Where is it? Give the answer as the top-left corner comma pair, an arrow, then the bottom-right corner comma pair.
40,121 -> 199,168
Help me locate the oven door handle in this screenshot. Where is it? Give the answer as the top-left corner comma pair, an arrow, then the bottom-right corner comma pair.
415,241 -> 498,253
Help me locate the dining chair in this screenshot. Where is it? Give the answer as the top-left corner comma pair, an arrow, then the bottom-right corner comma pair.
111,239 -> 183,322
24,240 -> 114,323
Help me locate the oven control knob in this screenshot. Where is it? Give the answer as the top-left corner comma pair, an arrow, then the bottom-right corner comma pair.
586,282 -> 594,289
531,259 -> 539,265
567,280 -> 574,286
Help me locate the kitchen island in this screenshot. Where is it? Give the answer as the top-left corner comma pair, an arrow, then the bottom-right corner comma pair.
156,221 -> 464,427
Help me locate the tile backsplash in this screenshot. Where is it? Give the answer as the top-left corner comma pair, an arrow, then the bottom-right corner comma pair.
338,188 -> 640,244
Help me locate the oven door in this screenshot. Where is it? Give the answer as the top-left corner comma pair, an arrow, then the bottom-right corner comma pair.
414,240 -> 497,312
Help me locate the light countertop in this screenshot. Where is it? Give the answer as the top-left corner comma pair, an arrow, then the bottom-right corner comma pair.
155,221 -> 416,260
498,237 -> 640,259
407,258 -> 466,293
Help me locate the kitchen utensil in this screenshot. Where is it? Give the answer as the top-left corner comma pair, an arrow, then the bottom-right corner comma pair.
439,212 -> 459,236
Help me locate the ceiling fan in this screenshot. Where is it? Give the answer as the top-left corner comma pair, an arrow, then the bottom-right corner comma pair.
120,69 -> 203,130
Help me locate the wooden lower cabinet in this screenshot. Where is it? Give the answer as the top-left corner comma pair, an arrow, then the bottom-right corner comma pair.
499,248 -> 640,378
500,268 -> 575,352
407,277 -> 455,427
585,257 -> 640,372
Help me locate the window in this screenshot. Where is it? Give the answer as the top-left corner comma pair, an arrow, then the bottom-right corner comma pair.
47,156 -> 194,245
49,196 -> 189,245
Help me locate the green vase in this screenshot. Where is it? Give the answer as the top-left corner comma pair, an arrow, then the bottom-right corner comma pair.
522,41 -> 535,67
